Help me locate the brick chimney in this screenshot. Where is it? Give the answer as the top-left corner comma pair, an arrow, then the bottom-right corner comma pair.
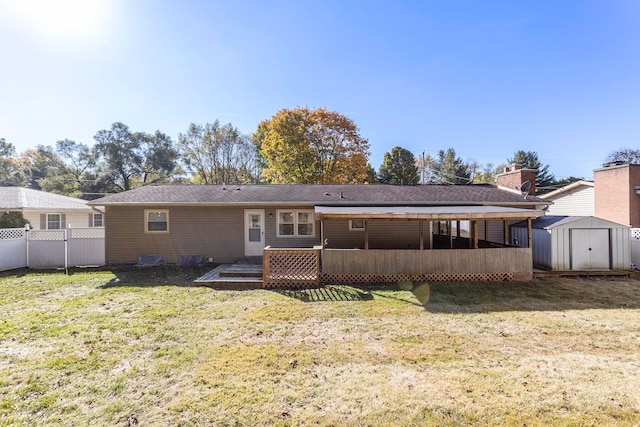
496,165 -> 537,196
594,162 -> 640,227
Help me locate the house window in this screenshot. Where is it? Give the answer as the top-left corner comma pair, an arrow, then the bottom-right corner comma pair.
277,210 -> 314,237
349,219 -> 365,231
91,213 -> 104,227
47,213 -> 61,230
145,210 -> 169,233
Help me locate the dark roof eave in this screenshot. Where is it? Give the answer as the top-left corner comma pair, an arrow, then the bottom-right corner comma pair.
91,200 -> 546,207
317,212 -> 543,220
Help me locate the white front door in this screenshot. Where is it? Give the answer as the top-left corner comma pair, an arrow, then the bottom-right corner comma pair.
244,209 -> 265,256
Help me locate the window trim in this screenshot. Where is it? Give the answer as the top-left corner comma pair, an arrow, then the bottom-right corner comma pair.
145,209 -> 169,233
349,219 -> 365,231
276,209 -> 315,238
91,213 -> 104,227
46,213 -> 62,230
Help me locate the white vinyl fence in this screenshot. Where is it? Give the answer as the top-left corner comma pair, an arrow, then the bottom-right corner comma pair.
0,226 -> 105,271
631,228 -> 640,270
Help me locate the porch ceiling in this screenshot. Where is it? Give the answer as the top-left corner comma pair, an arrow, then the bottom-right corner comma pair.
314,205 -> 544,221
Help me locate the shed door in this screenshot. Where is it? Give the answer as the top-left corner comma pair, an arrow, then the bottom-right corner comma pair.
571,229 -> 610,270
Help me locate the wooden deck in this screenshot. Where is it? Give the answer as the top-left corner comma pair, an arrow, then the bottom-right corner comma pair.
194,262 -> 263,289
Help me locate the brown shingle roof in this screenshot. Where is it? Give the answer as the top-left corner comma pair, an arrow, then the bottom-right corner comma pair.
89,184 -> 545,206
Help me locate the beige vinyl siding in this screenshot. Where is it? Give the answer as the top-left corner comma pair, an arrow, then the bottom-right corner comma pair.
105,205 -> 245,264
105,205 -> 322,264
478,220 -> 516,244
323,220 -> 366,249
546,187 -> 595,216
322,219 -> 434,250
368,220 -> 421,249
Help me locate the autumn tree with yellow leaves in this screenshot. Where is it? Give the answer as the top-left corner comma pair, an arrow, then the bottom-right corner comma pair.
254,107 -> 372,184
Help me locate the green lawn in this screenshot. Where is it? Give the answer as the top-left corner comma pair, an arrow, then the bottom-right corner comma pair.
1,267 -> 639,426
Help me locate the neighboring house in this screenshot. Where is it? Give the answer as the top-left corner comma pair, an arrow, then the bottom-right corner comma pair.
0,186 -> 104,230
529,162 -> 640,227
592,162 -> 640,269
594,162 -> 640,228
539,180 -> 595,216
89,183 -> 547,283
511,216 -> 630,271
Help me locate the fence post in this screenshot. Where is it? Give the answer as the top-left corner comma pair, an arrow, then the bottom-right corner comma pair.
25,224 -> 30,268
65,224 -> 70,270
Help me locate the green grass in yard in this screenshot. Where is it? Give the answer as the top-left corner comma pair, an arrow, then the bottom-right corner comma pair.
0,266 -> 639,425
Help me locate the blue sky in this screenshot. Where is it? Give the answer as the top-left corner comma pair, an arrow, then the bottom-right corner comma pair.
1,0 -> 639,180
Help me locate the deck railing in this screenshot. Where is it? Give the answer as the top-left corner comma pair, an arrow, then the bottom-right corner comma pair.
321,247 -> 533,282
262,247 -> 321,288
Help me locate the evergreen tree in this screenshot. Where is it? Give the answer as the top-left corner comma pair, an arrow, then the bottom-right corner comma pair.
507,150 -> 554,193
0,212 -> 30,228
378,146 -> 419,185
430,148 -> 471,185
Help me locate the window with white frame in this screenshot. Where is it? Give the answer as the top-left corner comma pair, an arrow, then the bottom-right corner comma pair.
91,213 -> 104,227
145,210 -> 169,233
277,209 -> 314,237
47,213 -> 61,230
349,219 -> 365,231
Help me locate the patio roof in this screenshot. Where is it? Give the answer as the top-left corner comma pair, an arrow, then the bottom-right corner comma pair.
314,205 -> 545,221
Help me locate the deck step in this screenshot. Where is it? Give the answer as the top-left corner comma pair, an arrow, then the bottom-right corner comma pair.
194,264 -> 263,289
219,265 -> 263,278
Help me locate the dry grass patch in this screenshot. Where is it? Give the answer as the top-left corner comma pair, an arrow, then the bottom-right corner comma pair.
0,268 -> 639,426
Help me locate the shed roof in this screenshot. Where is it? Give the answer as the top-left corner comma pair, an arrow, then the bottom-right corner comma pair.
539,180 -> 594,200
89,184 -> 546,207
0,187 -> 93,211
512,215 -> 629,230
315,205 -> 544,220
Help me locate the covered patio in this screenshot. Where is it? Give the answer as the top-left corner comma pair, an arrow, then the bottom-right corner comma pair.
263,205 -> 543,288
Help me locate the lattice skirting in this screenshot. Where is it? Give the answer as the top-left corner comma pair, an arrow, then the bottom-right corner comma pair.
264,272 -> 514,289
321,272 -> 514,285
263,277 -> 318,289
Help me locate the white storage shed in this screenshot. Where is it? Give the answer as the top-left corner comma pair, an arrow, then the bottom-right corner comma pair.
511,216 -> 630,271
